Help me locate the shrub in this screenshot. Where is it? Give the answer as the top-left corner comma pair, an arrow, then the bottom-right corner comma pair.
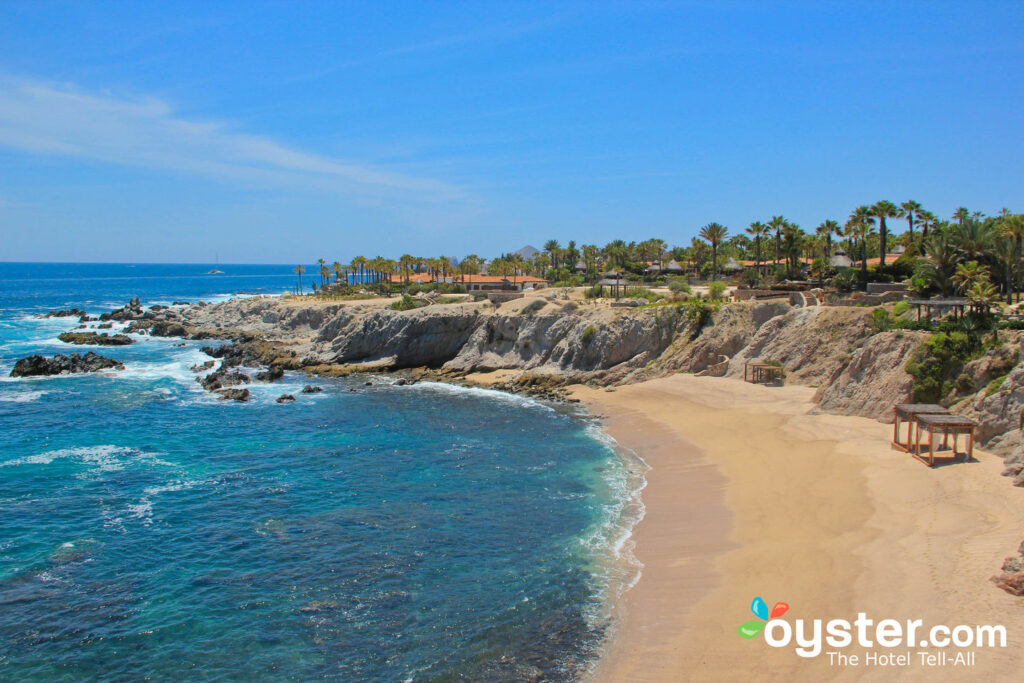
584,285 -> 604,299
390,295 -> 422,311
871,309 -> 892,332
522,299 -> 548,315
707,281 -> 728,300
624,286 -> 660,301
581,325 -> 597,346
892,300 -> 910,317
667,280 -> 692,295
905,332 -> 979,403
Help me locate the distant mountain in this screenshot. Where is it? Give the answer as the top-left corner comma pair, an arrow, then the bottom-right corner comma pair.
514,245 -> 539,260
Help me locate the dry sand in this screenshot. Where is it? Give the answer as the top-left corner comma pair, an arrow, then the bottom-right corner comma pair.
574,375 -> 1024,682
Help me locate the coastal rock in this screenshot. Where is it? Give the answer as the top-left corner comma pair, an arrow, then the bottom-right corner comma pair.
97,322 -> 113,329
173,301 -> 190,306
813,331 -> 924,420
301,385 -> 323,393
275,394 -> 296,403
197,368 -> 249,391
39,308 -> 86,318
216,388 -> 250,402
190,360 -> 215,373
255,366 -> 285,382
57,331 -> 134,346
149,321 -> 188,337
10,352 -> 124,377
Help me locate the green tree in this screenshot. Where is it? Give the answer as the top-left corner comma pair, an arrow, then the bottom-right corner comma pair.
998,213 -> 1024,302
293,264 -> 305,294
699,222 -> 728,281
845,206 -> 876,289
870,200 -> 900,267
769,215 -> 786,266
746,221 -> 768,273
899,200 -> 923,243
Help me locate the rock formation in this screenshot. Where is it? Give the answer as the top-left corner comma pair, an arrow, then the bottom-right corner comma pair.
10,352 -> 124,377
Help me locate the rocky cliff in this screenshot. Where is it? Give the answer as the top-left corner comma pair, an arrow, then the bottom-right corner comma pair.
171,295 -> 1024,453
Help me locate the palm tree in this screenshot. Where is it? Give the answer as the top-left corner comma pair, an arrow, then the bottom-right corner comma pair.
699,222 -> 728,281
319,264 -> 331,288
350,256 -> 368,285
846,206 -> 876,289
331,261 -> 344,283
293,265 -> 305,294
816,220 -> 839,258
953,219 -> 995,263
953,207 -> 970,226
952,261 -> 990,297
921,232 -> 959,295
999,213 -> 1024,302
781,223 -> 806,278
316,258 -> 327,286
746,221 -> 768,273
769,215 -> 786,267
899,200 -> 923,243
870,201 -> 899,268
544,240 -> 561,270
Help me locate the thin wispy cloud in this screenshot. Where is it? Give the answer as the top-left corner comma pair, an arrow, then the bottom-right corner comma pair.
0,77 -> 461,202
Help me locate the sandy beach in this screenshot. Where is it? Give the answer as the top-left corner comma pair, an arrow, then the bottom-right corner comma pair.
575,375 -> 1024,681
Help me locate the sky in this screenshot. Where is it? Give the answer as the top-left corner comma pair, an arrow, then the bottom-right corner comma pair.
0,1 -> 1022,263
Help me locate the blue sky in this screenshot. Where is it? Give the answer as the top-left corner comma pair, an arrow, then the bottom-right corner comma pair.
1,1 -> 1022,263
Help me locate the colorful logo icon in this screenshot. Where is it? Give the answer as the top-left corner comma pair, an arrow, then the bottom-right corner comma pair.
738,596 -> 789,639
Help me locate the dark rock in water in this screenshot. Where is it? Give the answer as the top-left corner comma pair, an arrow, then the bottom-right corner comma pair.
149,304 -> 166,311
301,385 -> 323,394
58,331 -> 134,346
255,366 -> 285,382
394,378 -> 408,386
10,352 -> 124,377
38,308 -> 85,318
197,368 -> 249,391
190,360 -> 216,373
149,321 -> 187,337
97,322 -> 113,329
172,301 -> 190,306
78,315 -> 95,323
216,388 -> 250,402
100,298 -> 145,322
275,394 -> 296,403
364,380 -> 373,386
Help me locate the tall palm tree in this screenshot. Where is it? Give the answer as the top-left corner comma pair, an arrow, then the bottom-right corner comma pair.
319,264 -> 331,288
746,221 -> 768,273
954,219 -> 995,263
768,215 -> 786,267
350,256 -> 368,285
870,200 -> 899,267
331,261 -> 344,283
917,210 -> 937,240
293,265 -> 305,294
781,223 -> 806,278
816,220 -> 839,258
921,232 -> 959,295
846,206 -> 876,289
953,207 -> 970,225
999,213 -> 1024,302
699,222 -> 728,281
899,200 -> 923,243
316,258 -> 327,286
544,240 -> 561,270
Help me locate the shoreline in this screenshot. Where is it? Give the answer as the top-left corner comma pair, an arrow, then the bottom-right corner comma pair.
575,375 -> 1024,681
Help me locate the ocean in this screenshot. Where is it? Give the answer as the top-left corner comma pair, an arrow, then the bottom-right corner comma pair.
0,263 -> 645,681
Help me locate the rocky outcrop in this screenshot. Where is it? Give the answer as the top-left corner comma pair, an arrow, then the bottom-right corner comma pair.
813,331 -> 926,419
275,394 -> 296,403
10,352 -> 124,377
301,385 -> 323,393
197,368 -> 249,392
58,331 -> 134,346
991,540 -> 1024,595
216,388 -> 250,402
38,308 -> 86,318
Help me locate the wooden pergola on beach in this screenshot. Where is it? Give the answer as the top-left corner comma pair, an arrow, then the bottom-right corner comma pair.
891,403 -> 978,467
743,360 -> 783,384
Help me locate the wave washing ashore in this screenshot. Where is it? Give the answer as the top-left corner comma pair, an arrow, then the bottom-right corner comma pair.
0,263 -> 646,680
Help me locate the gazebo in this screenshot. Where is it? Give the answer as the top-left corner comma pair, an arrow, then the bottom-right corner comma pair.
830,248 -> 853,269
722,257 -> 742,273
573,259 -> 588,273
663,259 -> 685,275
908,297 -> 970,322
597,271 -> 626,298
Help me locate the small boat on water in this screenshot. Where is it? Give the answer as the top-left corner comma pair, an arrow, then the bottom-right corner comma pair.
207,269 -> 224,275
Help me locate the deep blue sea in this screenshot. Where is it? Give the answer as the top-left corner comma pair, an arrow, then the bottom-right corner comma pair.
0,263 -> 644,681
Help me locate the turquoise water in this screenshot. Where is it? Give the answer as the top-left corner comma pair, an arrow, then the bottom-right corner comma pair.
0,264 -> 644,681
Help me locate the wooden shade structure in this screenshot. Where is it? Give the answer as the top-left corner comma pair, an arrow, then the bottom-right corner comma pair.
744,360 -> 783,384
912,413 -> 978,467
892,403 -> 949,452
